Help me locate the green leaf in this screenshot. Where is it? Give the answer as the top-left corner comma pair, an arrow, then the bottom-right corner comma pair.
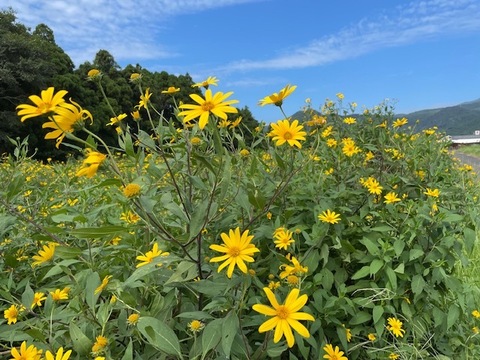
69,322 -> 92,355
447,304 -> 460,330
369,259 -> 384,275
189,200 -> 209,240
409,247 -> 424,261
164,261 -> 197,285
393,239 -> 405,256
202,318 -> 222,357
121,339 -> 133,360
351,265 -> 370,280
411,274 -> 426,295
385,266 -> 397,290
373,305 -> 384,323
122,263 -> 162,289
350,311 -> 371,325
137,316 -> 182,358
71,226 -> 127,238
222,311 -> 239,357
360,237 -> 380,256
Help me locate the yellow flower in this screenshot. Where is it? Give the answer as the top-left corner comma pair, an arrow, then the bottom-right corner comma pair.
209,227 -> 260,278
268,119 -> 307,148
218,118 -> 232,128
94,357 -> 105,360
192,76 -> 218,89
230,116 -> 242,128
240,149 -> 250,157
42,99 -> 93,148
259,84 -> 296,107
322,126 -> 334,138
92,335 -> 108,353
279,255 -> 308,279
424,188 -> 440,198
76,149 -> 106,178
364,151 -> 374,161
361,177 -> 383,195
345,326 -> 352,342
137,88 -> 152,109
94,275 -> 112,295
131,110 -> 141,121
188,319 -> 205,332
286,274 -> 299,286
50,287 -> 70,301
127,313 -> 140,325
323,344 -> 348,360
343,117 -> 356,124
472,310 -> 480,318
136,243 -> 169,268
368,333 -> 376,341
32,242 -> 56,267
120,211 -> 140,224
107,113 -> 127,126
393,117 -> 408,128
473,326 -> 479,334
318,209 -> 341,224
268,281 -> 281,290
342,139 -> 361,157
45,347 -> 72,360
178,89 -> 239,129
387,317 -> 406,338
123,183 -> 141,198
326,138 -> 337,147
4,304 -> 19,325
161,86 -> 180,94
190,136 -> 202,146
10,341 -> 42,360
31,292 -> 47,309
273,228 -> 295,250
130,73 -> 142,82
384,192 -> 401,204
336,92 -> 345,100
16,87 -> 68,122
252,287 -> 314,348
87,69 -> 101,79
389,353 -> 400,360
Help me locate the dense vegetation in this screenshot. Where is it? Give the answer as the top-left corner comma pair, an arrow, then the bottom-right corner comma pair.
1,75 -> 480,359
0,8 -> 259,160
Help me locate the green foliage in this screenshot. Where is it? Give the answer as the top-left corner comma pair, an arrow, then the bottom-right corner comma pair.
1,80 -> 480,360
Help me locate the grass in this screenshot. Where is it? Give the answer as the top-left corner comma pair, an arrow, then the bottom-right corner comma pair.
455,144 -> 480,157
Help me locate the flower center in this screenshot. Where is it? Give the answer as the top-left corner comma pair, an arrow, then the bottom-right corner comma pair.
229,246 -> 241,257
276,305 -> 289,319
283,131 -> 293,140
201,101 -> 215,111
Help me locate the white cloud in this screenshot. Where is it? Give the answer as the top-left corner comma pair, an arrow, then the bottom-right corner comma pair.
223,0 -> 480,72
11,0 -> 262,66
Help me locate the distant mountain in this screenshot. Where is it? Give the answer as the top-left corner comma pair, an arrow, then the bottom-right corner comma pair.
291,98 -> 480,136
398,98 -> 480,135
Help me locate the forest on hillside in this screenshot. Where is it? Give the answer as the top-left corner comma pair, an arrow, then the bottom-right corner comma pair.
0,8 -> 259,160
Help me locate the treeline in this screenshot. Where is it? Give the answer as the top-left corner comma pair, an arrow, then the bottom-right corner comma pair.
0,8 -> 259,160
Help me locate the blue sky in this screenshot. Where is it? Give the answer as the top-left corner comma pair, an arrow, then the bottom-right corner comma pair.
11,0 -> 480,123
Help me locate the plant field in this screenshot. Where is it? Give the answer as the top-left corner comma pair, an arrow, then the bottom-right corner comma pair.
1,76 -> 480,360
